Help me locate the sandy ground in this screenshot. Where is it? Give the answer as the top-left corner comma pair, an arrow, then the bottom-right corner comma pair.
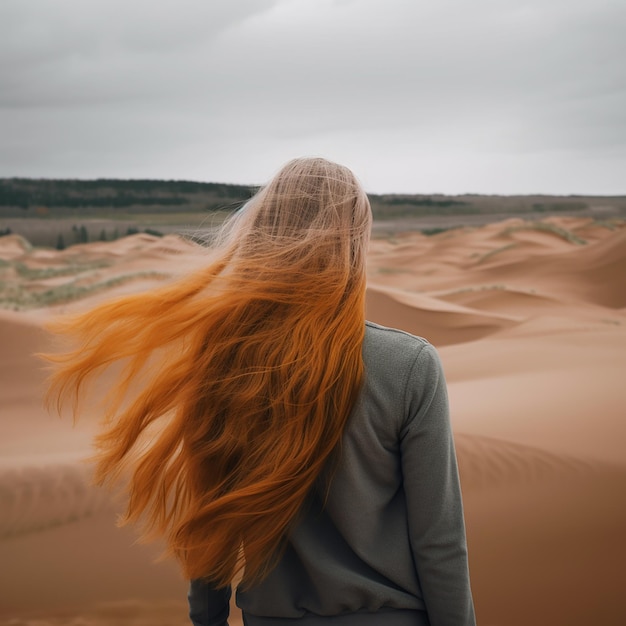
1,216 -> 625,625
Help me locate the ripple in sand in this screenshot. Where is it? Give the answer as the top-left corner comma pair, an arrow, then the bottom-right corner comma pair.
0,462 -> 112,539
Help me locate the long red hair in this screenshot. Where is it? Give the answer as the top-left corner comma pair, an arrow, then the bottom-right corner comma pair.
44,157 -> 372,587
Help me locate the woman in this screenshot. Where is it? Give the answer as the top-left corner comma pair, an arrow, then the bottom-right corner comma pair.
46,158 -> 475,625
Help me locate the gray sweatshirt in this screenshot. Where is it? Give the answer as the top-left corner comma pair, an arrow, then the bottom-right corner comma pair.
189,321 -> 476,626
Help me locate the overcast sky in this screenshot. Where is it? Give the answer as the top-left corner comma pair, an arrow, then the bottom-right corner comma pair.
1,0 -> 625,194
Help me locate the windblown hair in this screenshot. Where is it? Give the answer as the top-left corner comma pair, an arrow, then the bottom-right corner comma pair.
44,157 -> 372,587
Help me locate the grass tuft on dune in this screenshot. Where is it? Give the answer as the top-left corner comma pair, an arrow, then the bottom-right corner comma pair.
500,221 -> 587,245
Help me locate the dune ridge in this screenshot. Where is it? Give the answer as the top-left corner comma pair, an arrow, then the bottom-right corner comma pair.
366,284 -> 520,346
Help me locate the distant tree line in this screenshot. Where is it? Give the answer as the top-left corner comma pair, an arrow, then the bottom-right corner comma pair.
381,196 -> 469,208
2,191 -> 189,209
532,201 -> 587,212
0,178 -> 256,210
3,177 -> 619,221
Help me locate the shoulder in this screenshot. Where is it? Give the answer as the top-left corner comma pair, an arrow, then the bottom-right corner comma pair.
362,321 -> 441,398
362,321 -> 445,424
363,320 -> 433,365
345,322 -> 445,441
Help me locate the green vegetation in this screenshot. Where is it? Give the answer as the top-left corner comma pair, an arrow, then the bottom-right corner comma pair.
445,284 -> 508,296
12,259 -> 110,280
591,220 -> 619,231
366,193 -> 625,220
421,227 -> 451,236
0,178 -> 256,217
5,234 -> 32,251
476,243 -> 518,264
532,201 -> 587,212
475,221 -> 590,264
2,179 -> 624,250
73,224 -> 89,243
0,226 -> 175,310
369,195 -> 475,218
121,226 -> 163,237
4,178 -> 625,222
501,221 -> 587,245
0,221 -> 172,248
0,271 -> 168,310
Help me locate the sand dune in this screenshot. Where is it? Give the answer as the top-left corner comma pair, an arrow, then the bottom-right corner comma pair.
457,434 -> 626,626
436,285 -> 564,315
468,227 -> 626,308
366,284 -> 520,346
1,217 -> 625,625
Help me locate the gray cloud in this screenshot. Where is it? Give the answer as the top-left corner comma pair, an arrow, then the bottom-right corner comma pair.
0,0 -> 624,193
0,0 -> 279,106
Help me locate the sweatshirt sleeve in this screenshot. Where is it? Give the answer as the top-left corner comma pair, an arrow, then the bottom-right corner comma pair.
400,343 -> 476,626
188,579 -> 231,626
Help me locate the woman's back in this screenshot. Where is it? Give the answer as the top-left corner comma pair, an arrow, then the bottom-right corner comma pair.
191,322 -> 475,626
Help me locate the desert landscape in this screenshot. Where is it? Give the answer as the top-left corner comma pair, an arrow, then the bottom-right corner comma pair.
1,215 -> 625,625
